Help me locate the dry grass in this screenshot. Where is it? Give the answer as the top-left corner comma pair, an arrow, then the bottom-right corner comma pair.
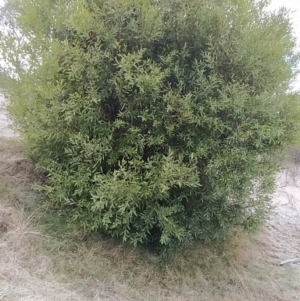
0,138 -> 300,301
0,139 -> 84,300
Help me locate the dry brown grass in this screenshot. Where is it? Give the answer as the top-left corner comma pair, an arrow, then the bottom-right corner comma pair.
0,138 -> 300,301
0,139 -> 84,300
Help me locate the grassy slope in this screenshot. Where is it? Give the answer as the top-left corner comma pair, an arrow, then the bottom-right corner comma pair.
0,138 -> 299,301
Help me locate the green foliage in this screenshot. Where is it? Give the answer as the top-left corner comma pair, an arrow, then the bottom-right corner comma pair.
1,0 -> 300,251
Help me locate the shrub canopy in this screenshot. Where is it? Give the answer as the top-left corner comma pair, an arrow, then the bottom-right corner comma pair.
1,0 -> 300,250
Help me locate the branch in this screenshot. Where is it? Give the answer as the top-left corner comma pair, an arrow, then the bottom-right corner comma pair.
279,258 -> 300,266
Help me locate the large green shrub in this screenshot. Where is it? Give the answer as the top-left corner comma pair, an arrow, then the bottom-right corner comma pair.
1,0 -> 300,250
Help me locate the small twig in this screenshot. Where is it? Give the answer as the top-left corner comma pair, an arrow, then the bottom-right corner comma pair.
279,258 -> 300,266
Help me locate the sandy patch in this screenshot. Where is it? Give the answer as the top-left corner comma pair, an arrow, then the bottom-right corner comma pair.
258,172 -> 300,265
0,93 -> 18,139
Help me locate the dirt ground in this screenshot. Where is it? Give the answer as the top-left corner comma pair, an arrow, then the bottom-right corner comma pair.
0,93 -> 18,139
256,172 -> 300,300
0,92 -> 300,300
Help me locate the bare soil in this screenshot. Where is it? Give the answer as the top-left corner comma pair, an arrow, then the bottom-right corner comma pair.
0,94 -> 18,139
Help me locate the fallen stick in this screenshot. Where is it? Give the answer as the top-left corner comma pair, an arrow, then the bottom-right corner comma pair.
279,258 -> 300,266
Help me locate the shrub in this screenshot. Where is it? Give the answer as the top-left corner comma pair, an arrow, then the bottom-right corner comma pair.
1,0 -> 300,251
